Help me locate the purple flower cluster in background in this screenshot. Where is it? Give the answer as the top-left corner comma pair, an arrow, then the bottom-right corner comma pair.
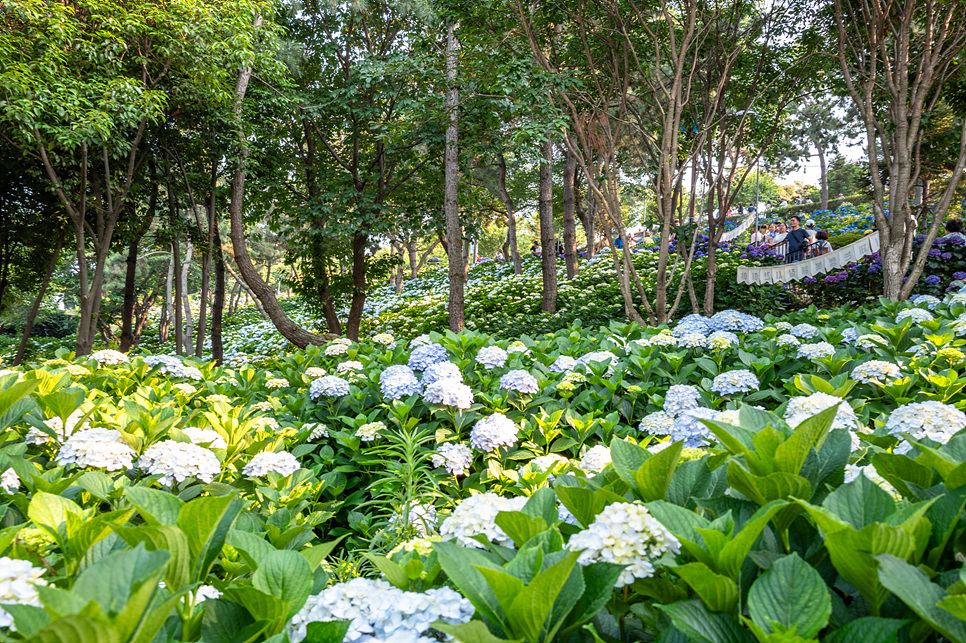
925,275 -> 942,285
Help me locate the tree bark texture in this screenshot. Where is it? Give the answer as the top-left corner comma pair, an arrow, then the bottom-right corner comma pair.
539,139 -> 557,313
444,23 -> 464,332
562,149 -> 579,279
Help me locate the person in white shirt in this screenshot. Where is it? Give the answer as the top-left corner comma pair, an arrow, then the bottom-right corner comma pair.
769,222 -> 787,247
804,219 -> 817,244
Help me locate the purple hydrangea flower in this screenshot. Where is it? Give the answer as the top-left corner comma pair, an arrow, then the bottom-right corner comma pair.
925,275 -> 942,285
948,236 -> 966,246
929,249 -> 942,258
942,253 -> 953,260
804,276 -> 817,284
953,271 -> 966,280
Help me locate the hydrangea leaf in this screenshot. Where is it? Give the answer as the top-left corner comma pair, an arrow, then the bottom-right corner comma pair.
876,553 -> 966,643
671,562 -> 739,613
747,553 -> 830,639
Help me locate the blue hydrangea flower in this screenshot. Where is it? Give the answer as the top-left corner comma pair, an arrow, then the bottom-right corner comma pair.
499,369 -> 540,394
379,365 -> 422,400
790,323 -> 820,339
663,384 -> 701,417
476,346 -> 508,369
422,361 -> 463,387
710,369 -> 759,395
408,343 -> 449,371
668,408 -> 718,447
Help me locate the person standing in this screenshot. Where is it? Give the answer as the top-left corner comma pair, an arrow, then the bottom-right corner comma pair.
809,230 -> 833,257
804,219 -> 818,244
784,216 -> 809,262
749,224 -> 768,245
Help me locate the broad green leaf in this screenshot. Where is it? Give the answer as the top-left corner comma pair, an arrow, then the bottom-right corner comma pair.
563,562 -> 624,632
671,563 -> 739,613
72,544 -> 170,614
252,550 -> 314,615
434,620 -> 522,643
177,494 -> 242,582
435,541 -> 504,628
521,488 -> 559,526
200,598 -> 258,643
824,525 -> 915,614
305,620 -> 352,643
227,529 -> 276,570
876,553 -> 966,643
823,617 -> 907,643
114,525 -> 191,591
726,464 -> 811,508
27,614 -> 120,643
659,599 -> 756,643
717,500 -> 787,579
28,491 -> 82,546
494,511 -> 548,549
505,550 -> 581,642
747,554 -> 830,639
823,474 -> 895,529
477,566 -> 525,623
124,486 -> 183,526
610,438 -> 651,490
774,405 -> 837,475
633,442 -> 682,502
1,604 -> 50,637
365,554 -> 410,589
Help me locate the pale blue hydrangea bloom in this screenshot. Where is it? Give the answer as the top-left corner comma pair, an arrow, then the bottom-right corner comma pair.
790,323 -> 820,339
470,413 -> 519,452
663,384 -> 701,417
708,309 -> 764,332
707,330 -> 739,347
797,342 -> 835,360
710,369 -> 759,395
379,365 -> 422,400
476,346 -> 508,369
408,343 -> 449,371
423,379 -> 474,409
421,361 -> 463,387
896,308 -> 934,324
549,355 -> 577,373
668,408 -> 718,447
309,375 -> 351,400
500,369 -> 540,394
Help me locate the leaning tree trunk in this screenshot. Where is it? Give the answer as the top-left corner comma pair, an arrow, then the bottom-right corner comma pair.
226,19 -> 329,349
562,149 -> 579,279
13,240 -> 61,365
539,138 -> 557,313
444,22 -> 464,332
211,223 -> 226,365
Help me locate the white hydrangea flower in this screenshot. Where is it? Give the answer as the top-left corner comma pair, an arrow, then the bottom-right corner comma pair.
421,361 -> 463,387
896,308 -> 934,324
506,341 -> 530,355
324,343 -> 349,357
243,451 -> 301,477
55,428 -> 135,471
265,378 -> 289,389
89,349 -> 129,365
549,355 -> 577,373
139,440 -> 221,486
0,369 -> 24,382
717,409 -> 741,425
850,360 -> 901,385
663,385 -> 701,417
578,351 -> 616,367
776,334 -> 800,348
409,334 -> 432,348
910,294 -> 941,309
790,323 -> 820,339
172,383 -> 197,396
208,394 -> 232,405
668,408 -> 718,447
645,332 -> 679,347
251,417 -> 280,432
710,369 -> 759,395
774,321 -> 793,332
885,401 -> 966,447
372,333 -> 395,347
499,369 -> 539,394
530,453 -> 570,474
180,427 -> 227,450
0,557 -> 47,630
784,393 -> 859,430
422,379 -> 474,409
948,293 -> 966,307
580,445 -> 612,473
309,375 -> 351,399
288,578 -> 474,643
707,331 -> 739,347
305,423 -> 329,441
476,346 -> 508,369
797,342 -> 835,360
844,464 -> 900,499
431,443 -> 474,476
195,585 -> 222,601
856,334 -> 885,349
305,367 -> 327,378
470,413 -> 519,452
678,333 -> 708,349
67,364 -> 90,377
439,493 -> 528,548
251,401 -> 273,412
332,338 -> 352,347
26,409 -> 91,445
568,502 -> 680,587
639,411 -> 675,436
1,468 -> 19,495
336,361 -> 364,375
356,421 -> 386,442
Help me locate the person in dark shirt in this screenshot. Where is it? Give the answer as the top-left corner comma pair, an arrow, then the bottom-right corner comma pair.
784,216 -> 809,262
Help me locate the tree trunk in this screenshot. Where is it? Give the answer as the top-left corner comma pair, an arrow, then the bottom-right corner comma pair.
226,24 -> 329,349
13,240 -> 62,365
539,139 -> 557,313
444,23 -> 464,332
211,222 -> 226,365
195,158 -> 218,358
578,181 -> 596,259
344,232 -> 368,340
119,237 -> 140,352
161,254 -> 173,343
817,143 -> 829,211
495,154 -> 522,275
407,239 -> 419,279
562,149 -> 579,279
181,242 -> 194,354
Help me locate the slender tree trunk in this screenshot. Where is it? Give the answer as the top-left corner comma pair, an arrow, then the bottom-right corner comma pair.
181,242 -> 194,354
407,239 -> 419,279
226,22 -> 328,348
562,149 -> 578,279
344,233 -> 368,340
13,240 -> 62,365
495,154 -> 522,275
539,139 -> 557,313
579,181 -> 596,259
817,143 -> 829,211
119,237 -> 140,352
444,23 -> 464,332
195,158 -> 217,358
161,255 -> 172,343
211,223 -> 225,365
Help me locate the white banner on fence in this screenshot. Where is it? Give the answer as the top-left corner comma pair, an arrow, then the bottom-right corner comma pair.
720,212 -> 757,243
736,232 -> 880,285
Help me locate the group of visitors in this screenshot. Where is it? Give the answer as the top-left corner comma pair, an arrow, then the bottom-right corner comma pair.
749,216 -> 832,262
